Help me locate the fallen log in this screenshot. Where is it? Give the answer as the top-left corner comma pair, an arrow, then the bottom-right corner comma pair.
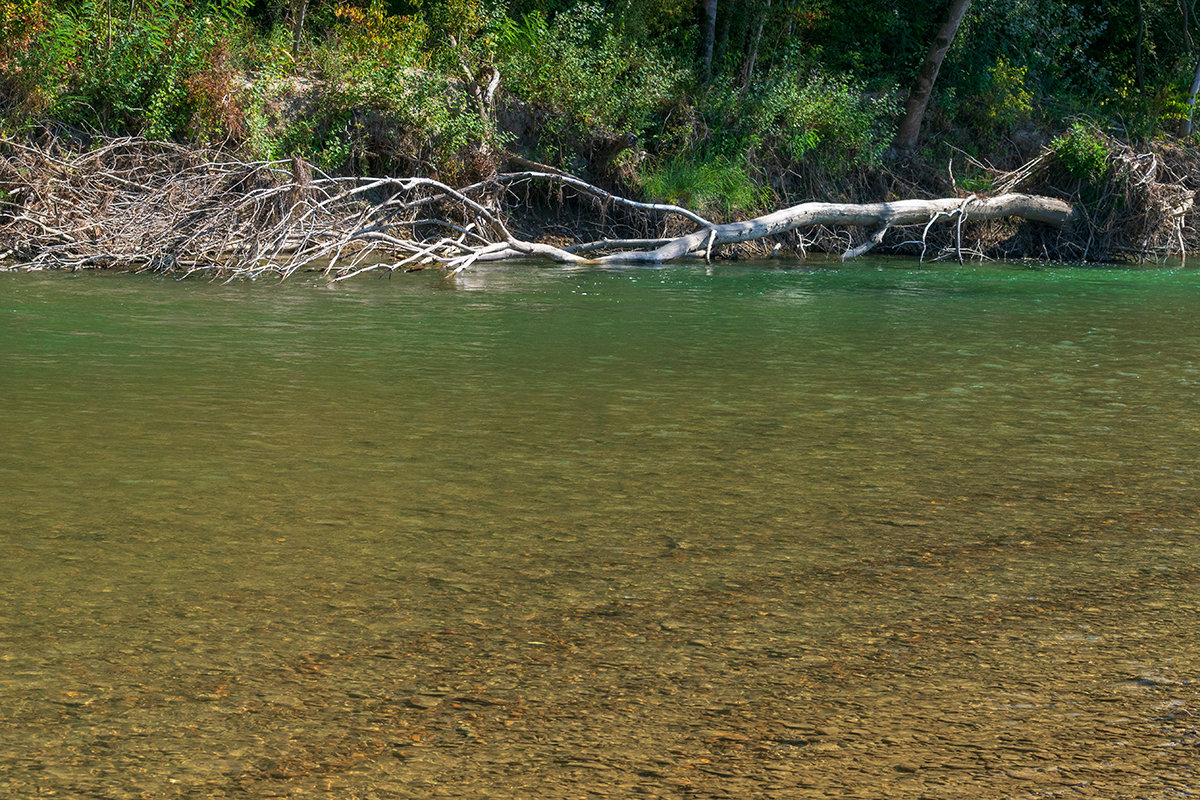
596,193 -> 1076,264
0,136 -> 1079,277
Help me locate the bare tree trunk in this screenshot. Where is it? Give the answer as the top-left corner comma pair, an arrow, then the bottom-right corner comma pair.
1183,0 -> 1200,135
1183,58 -> 1200,136
714,3 -> 733,77
1182,0 -> 1193,52
291,0 -> 308,56
740,0 -> 770,87
893,0 -> 972,154
599,193 -> 1073,264
1135,0 -> 1147,97
700,0 -> 718,84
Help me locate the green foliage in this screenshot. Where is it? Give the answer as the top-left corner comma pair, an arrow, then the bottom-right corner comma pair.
758,70 -> 899,168
977,57 -> 1033,130
28,0 -> 251,140
317,2 -> 499,173
325,0 -> 429,78
1051,122 -> 1110,181
494,2 -> 686,138
685,68 -> 897,189
641,154 -> 769,216
957,170 -> 995,194
243,2 -> 499,176
4,0 -> 1200,182
0,0 -> 58,121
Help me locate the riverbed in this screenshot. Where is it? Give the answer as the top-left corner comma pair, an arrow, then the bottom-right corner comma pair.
2,262 -> 1198,798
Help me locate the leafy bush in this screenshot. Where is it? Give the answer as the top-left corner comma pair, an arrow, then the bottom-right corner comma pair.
1051,122 -> 1110,181
975,57 -> 1034,130
687,69 -> 897,186
319,0 -> 429,99
494,2 -> 686,141
242,2 -> 498,176
758,70 -> 899,168
36,0 -> 252,140
0,0 -> 55,121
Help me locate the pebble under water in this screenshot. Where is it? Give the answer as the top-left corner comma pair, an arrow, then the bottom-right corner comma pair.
1,262 -> 1198,798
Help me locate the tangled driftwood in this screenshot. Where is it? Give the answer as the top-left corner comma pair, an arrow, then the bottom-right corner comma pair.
0,135 -> 1085,278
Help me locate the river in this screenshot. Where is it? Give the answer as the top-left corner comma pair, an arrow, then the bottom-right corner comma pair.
1,262 -> 1198,798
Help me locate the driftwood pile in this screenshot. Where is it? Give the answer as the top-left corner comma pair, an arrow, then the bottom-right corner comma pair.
0,134 -> 1190,277
989,132 -> 1195,264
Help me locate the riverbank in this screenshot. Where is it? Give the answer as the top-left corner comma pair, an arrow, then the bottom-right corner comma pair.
4,2 -> 1200,272
1,130 -> 1195,276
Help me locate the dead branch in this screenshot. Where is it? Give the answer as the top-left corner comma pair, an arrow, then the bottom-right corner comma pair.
594,193 -> 1074,265
1,135 -> 1083,279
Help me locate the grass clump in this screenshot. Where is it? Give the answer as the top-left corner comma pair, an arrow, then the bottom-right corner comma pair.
641,154 -> 769,217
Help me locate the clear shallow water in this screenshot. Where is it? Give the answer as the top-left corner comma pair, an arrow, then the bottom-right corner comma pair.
1,262 -> 1198,798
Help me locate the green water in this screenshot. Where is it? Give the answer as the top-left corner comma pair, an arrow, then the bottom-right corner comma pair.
2,263 -> 1198,798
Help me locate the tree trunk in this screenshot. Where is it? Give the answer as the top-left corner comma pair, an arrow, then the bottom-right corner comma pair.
740,0 -> 770,87
1135,0 -> 1146,97
713,3 -> 731,77
599,193 -> 1074,264
892,0 -> 972,154
291,0 -> 308,56
700,0 -> 718,84
1183,57 -> 1200,136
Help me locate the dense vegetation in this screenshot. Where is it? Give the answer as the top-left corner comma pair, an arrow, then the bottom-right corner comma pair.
3,0 -> 1200,215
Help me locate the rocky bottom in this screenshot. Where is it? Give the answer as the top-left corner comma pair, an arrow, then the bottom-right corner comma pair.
2,539 -> 1197,800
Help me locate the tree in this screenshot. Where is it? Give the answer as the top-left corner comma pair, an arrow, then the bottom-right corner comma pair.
893,0 -> 972,153
291,0 -> 308,55
740,0 -> 770,86
700,0 -> 718,83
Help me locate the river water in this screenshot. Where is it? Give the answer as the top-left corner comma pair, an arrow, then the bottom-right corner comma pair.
1,262 -> 1198,798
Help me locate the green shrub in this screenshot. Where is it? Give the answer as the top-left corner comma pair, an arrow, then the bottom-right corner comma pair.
36,0 -> 251,140
0,0 -> 57,121
241,2 -> 499,176
760,70 -> 899,168
963,56 -> 1034,133
690,70 -> 898,178
494,2 -> 686,142
1051,122 -> 1110,181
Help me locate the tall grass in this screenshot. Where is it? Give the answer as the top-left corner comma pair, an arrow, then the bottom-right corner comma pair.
641,154 -> 769,217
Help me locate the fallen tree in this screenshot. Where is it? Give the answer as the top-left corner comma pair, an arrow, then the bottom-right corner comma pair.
0,135 -> 1088,278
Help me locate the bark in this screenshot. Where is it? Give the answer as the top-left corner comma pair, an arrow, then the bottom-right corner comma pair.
740,0 -> 770,87
598,193 -> 1075,264
893,0 -> 972,154
714,3 -> 731,76
1182,57 -> 1200,136
1135,0 -> 1146,97
291,0 -> 308,56
700,0 -> 718,84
